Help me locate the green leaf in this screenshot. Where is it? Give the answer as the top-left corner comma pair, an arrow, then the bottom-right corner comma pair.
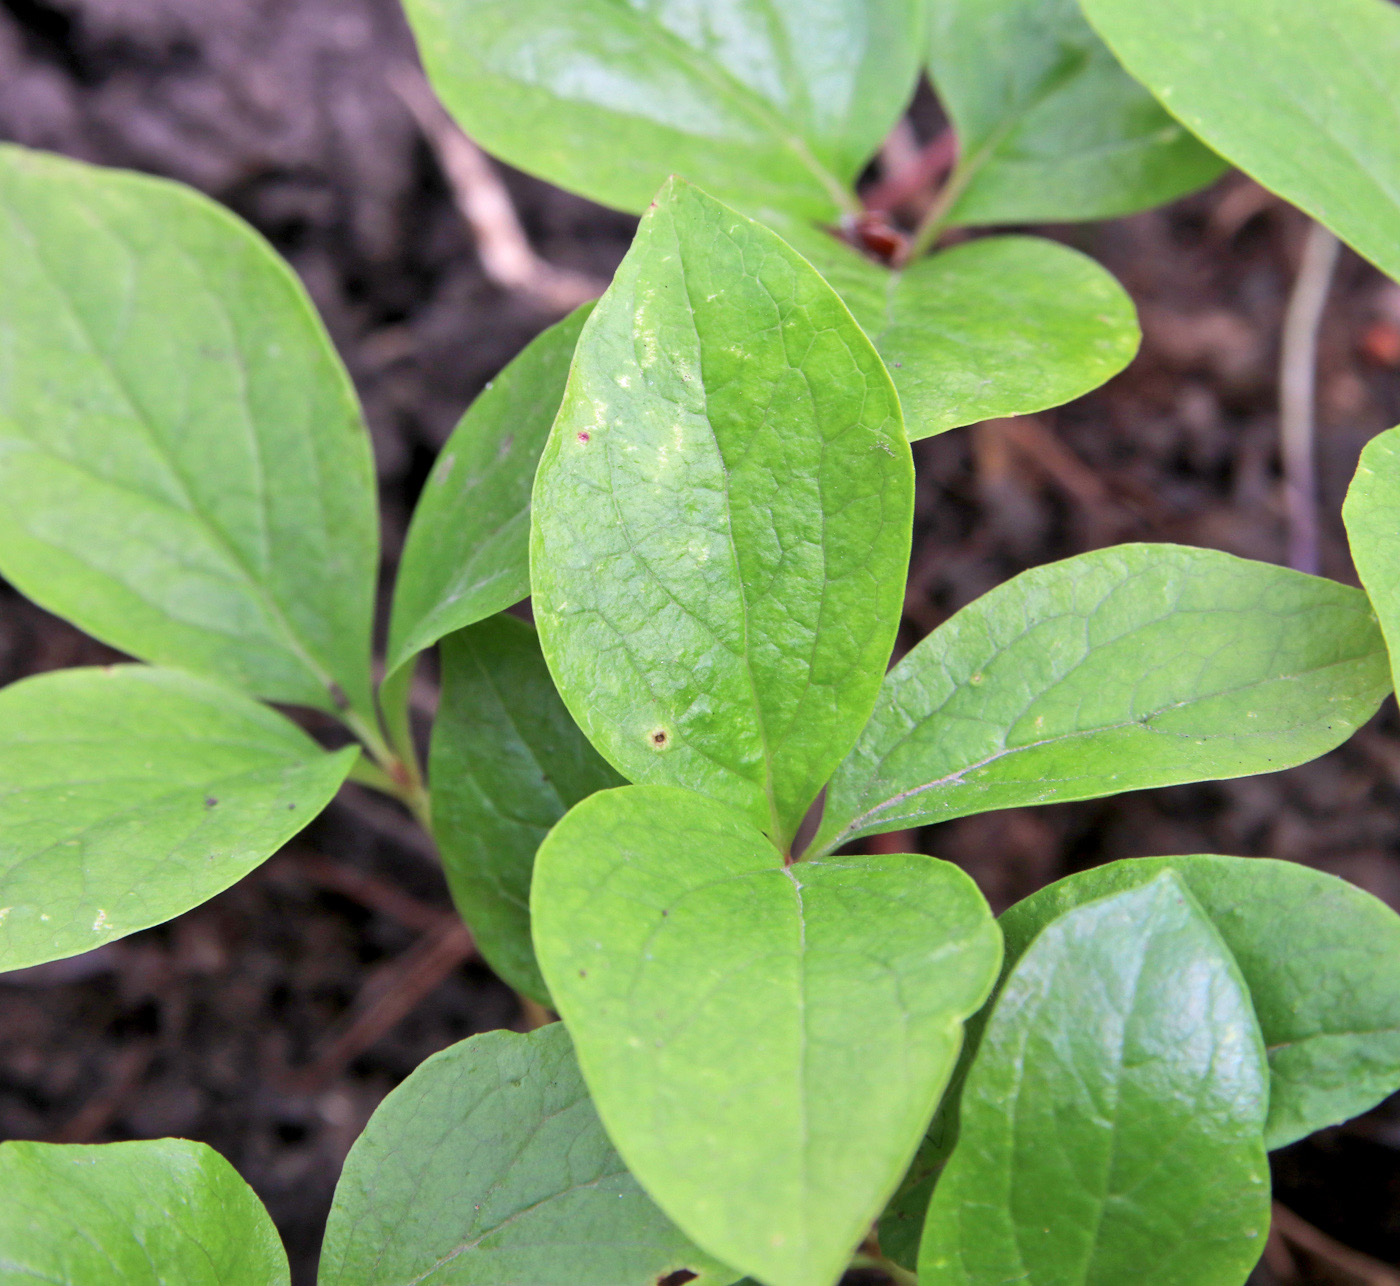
0,1138 -> 289,1284
926,0 -> 1225,228
918,875 -> 1270,1286
0,665 -> 356,972
0,144 -> 379,718
814,543 -> 1389,853
1081,0 -> 1400,284
320,1022 -> 739,1286
531,179 -> 913,848
428,614 -> 624,1003
1344,425 -> 1400,691
809,233 -> 1140,440
387,307 -> 592,679
1000,854 -> 1400,1150
404,0 -> 924,221
532,784 -> 1001,1286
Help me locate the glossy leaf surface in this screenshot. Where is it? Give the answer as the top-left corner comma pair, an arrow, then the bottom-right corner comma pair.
533,785 -> 1001,1286
532,180 -> 913,847
926,0 -> 1224,227
0,665 -> 355,972
404,0 -> 922,220
818,234 -> 1140,439
428,614 -> 623,1003
918,876 -> 1270,1285
1082,0 -> 1400,283
1001,854 -> 1400,1150
0,144 -> 378,716
387,307 -> 591,678
815,544 -> 1388,852
0,1138 -> 289,1285
1344,426 -> 1400,691
320,1023 -> 737,1286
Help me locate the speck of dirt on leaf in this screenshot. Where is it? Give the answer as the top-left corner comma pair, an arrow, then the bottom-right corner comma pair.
204,796 -> 218,808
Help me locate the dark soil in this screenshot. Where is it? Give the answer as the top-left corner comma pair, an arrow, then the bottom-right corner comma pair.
2,2 -> 1400,1282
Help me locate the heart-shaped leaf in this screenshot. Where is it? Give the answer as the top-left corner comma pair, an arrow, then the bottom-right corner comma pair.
320,1023 -> 738,1286
0,1138 -> 288,1285
1081,0 -> 1400,283
532,179 -> 913,849
428,614 -> 623,1002
532,784 -> 1001,1286
999,854 -> 1400,1150
918,875 -> 1270,1286
814,543 -> 1389,853
813,233 -> 1140,440
387,306 -> 592,680
925,0 -> 1224,229
1344,425 -> 1400,690
404,0 -> 923,222
0,143 -> 379,719
0,665 -> 356,972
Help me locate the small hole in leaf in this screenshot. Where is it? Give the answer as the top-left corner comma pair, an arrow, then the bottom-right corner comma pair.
649,728 -> 670,749
657,1273 -> 698,1286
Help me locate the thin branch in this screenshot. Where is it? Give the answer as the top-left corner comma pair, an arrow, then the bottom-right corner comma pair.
389,64 -> 606,312
284,918 -> 477,1093
1279,219 -> 1341,575
1271,1200 -> 1400,1285
50,1043 -> 155,1143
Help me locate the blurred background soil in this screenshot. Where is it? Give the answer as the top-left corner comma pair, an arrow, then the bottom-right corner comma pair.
2,1 -> 1400,1282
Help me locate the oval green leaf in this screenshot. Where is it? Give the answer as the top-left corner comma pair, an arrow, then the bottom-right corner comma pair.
0,1138 -> 289,1285
927,0 -> 1225,228
1000,854 -> 1400,1151
320,1023 -> 737,1286
0,144 -> 379,718
1344,425 -> 1400,691
532,784 -> 1002,1286
918,875 -> 1270,1286
428,614 -> 624,1003
803,233 -> 1140,440
404,0 -> 923,221
0,665 -> 356,972
1081,0 -> 1400,283
387,307 -> 592,679
814,543 -> 1389,853
531,179 -> 913,848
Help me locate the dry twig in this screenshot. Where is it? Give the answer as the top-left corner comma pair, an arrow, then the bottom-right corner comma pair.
50,1043 -> 155,1143
291,851 -> 447,934
389,64 -> 606,312
286,918 -> 477,1093
1270,1201 -> 1400,1286
1279,220 -> 1341,575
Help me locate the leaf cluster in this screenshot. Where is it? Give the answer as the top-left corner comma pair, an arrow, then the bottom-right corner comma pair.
3,0 -> 1400,1284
